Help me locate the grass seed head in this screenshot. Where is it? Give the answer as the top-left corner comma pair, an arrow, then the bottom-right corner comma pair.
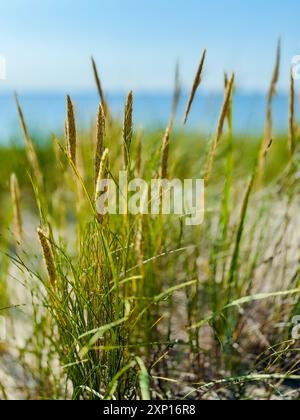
66,95 -> 77,165
10,173 -> 22,243
183,48 -> 206,124
123,91 -> 133,169
95,103 -> 106,185
91,56 -> 109,118
289,68 -> 295,156
15,93 -> 43,186
37,227 -> 56,289
160,125 -> 171,179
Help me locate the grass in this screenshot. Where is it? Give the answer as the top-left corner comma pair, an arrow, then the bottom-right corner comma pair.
0,47 -> 300,400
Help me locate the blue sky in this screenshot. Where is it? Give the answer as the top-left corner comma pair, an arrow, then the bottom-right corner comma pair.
0,0 -> 299,92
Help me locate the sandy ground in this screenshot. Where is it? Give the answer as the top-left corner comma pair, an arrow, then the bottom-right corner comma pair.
1,196 -> 300,399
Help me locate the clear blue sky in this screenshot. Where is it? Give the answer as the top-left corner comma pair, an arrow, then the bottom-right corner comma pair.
0,0 -> 299,92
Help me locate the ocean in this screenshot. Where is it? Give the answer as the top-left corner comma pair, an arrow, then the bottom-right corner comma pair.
0,91 -> 295,143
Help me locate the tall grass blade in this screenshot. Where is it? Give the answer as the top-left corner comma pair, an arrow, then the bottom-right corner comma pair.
183,49 -> 206,124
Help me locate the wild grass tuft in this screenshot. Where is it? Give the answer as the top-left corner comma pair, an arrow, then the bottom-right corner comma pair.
1,43 -> 300,401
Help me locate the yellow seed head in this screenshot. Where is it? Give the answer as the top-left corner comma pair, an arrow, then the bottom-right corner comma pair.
10,173 -> 22,243
95,103 -> 106,185
66,95 -> 77,165
15,93 -> 43,186
183,49 -> 206,124
204,73 -> 235,184
123,91 -> 133,169
160,126 -> 171,179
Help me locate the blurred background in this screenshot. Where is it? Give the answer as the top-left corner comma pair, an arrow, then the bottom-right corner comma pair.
0,0 -> 299,140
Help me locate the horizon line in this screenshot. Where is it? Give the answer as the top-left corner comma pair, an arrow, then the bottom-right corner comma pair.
0,87 -> 294,97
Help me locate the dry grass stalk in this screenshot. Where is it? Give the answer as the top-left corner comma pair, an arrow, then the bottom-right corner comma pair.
95,148 -> 110,223
169,62 -> 181,130
135,131 -> 145,280
158,64 -> 180,180
95,103 -> 106,185
123,91 -> 133,169
289,68 -> 295,156
91,56 -> 109,118
64,120 -> 69,146
65,95 -> 77,166
160,126 -> 171,179
263,40 -> 281,152
183,49 -> 206,124
204,73 -> 235,183
10,173 -> 22,243
224,72 -> 229,89
157,64 -> 181,181
263,138 -> 273,160
37,227 -> 56,288
257,40 -> 280,181
15,94 -> 43,186
136,128 -> 143,178
224,72 -> 232,131
226,172 -> 255,300
95,148 -> 110,202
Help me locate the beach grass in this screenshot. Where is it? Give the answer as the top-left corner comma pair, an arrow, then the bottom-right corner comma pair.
0,48 -> 299,400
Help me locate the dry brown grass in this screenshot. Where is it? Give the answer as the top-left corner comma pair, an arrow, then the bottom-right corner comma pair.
65,95 -> 77,166
259,40 -> 281,173
10,173 -> 22,243
15,93 -> 43,186
160,126 -> 171,180
289,68 -> 295,156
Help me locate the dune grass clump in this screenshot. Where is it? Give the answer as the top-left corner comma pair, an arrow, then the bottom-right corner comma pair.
0,43 -> 300,400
